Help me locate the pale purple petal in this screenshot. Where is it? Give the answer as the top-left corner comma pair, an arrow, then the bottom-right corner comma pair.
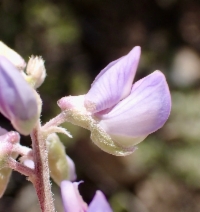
0,127 -> 7,136
22,158 -> 35,169
66,155 -> 77,181
91,57 -> 123,85
99,71 -> 171,147
61,181 -> 88,212
87,191 -> 113,212
0,56 -> 38,135
0,41 -> 26,71
85,47 -> 141,113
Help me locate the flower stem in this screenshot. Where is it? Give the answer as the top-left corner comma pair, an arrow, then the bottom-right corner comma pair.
42,111 -> 68,129
31,121 -> 55,212
7,157 -> 35,178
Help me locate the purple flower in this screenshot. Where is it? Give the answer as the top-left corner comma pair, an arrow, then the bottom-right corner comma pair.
0,56 -> 38,135
87,191 -> 113,212
84,47 -> 171,147
58,46 -> 171,155
61,180 -> 113,212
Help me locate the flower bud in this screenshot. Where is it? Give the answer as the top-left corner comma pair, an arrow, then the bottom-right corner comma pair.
0,131 -> 19,197
0,41 -> 26,71
47,133 -> 76,185
26,56 -> 46,88
0,131 -> 20,168
0,56 -> 38,135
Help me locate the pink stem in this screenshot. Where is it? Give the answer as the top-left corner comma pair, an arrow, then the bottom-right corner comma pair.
42,111 -> 68,129
7,157 -> 35,178
31,122 -> 55,212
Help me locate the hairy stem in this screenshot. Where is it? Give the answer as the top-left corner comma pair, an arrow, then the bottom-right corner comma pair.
31,121 -> 55,212
42,111 -> 68,129
7,157 -> 35,179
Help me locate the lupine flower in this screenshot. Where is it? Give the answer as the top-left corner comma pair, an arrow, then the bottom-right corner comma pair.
0,56 -> 38,135
58,46 -> 171,155
61,180 -> 113,212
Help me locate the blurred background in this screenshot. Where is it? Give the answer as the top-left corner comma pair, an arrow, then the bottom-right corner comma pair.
0,0 -> 200,211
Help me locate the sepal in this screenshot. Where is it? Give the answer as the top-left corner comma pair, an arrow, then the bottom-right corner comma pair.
57,100 -> 137,156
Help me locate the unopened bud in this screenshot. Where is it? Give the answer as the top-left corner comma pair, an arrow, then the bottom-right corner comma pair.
0,56 -> 39,135
26,56 -> 46,88
0,131 -> 20,168
0,131 -> 19,197
47,133 -> 76,185
0,41 -> 26,71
